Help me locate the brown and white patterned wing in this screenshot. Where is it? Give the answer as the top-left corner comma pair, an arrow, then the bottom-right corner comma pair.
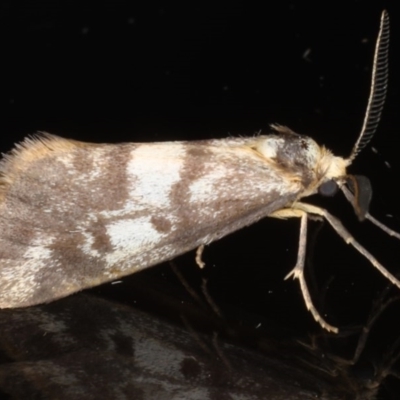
0,134 -> 304,307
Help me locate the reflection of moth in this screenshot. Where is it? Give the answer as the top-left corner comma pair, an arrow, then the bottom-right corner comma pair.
0,11 -> 397,332
0,292 -> 396,400
1,262 -> 399,399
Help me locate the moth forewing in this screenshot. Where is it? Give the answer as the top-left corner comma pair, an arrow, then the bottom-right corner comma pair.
0,132 -> 310,308
0,11 -> 398,335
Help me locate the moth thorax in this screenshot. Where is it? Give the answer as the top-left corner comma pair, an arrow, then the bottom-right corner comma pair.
256,134 -> 322,172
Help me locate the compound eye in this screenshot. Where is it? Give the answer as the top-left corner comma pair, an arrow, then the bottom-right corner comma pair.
318,180 -> 338,197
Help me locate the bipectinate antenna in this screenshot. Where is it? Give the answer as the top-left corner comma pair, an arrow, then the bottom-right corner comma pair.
347,10 -> 389,164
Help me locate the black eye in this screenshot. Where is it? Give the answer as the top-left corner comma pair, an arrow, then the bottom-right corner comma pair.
318,180 -> 338,197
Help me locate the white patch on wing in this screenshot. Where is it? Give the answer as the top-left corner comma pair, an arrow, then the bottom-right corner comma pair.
80,230 -> 101,258
134,334 -> 191,380
105,217 -> 164,267
102,143 -> 186,217
1,234 -> 56,305
188,163 -> 229,203
189,159 -> 295,205
127,144 -> 185,206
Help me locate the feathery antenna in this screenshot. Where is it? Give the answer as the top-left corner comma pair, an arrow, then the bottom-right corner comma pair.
347,10 -> 389,163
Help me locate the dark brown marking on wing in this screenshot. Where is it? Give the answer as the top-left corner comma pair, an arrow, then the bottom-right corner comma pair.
151,215 -> 173,234
70,143 -> 135,213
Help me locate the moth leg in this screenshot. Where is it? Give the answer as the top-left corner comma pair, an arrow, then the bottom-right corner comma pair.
330,287 -> 400,367
170,261 -> 223,318
271,209 -> 338,333
212,331 -> 232,371
196,244 -> 206,269
202,278 -> 223,318
294,202 -> 400,291
169,261 -> 205,309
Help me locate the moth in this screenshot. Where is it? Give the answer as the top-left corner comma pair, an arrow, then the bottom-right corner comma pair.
0,11 -> 397,332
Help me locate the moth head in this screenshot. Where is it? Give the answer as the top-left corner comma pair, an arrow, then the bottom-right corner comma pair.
317,172 -> 372,221
315,126 -> 379,221
306,153 -> 371,221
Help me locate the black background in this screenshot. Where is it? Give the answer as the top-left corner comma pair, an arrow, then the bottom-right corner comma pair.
2,1 -> 400,397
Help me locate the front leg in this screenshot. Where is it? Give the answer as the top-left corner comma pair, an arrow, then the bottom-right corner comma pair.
271,208 -> 338,333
